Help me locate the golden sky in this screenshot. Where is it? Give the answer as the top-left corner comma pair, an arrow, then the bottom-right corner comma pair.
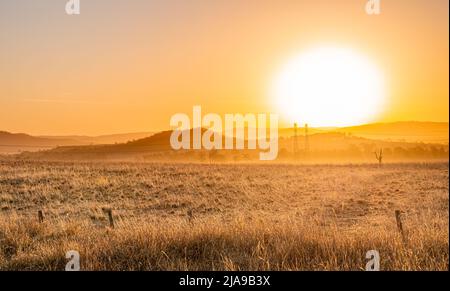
0,0 -> 448,135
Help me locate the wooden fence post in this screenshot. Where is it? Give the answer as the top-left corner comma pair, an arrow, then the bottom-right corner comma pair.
102,208 -> 115,228
187,209 -> 194,224
395,210 -> 406,243
38,210 -> 44,223
107,209 -> 114,228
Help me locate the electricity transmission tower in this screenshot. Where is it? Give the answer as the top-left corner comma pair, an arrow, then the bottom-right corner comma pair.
293,122 -> 299,157
305,123 -> 310,153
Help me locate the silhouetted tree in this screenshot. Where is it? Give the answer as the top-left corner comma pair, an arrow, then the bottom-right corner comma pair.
374,148 -> 383,164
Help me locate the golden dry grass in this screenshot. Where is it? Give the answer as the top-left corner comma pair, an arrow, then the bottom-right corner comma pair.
0,160 -> 448,270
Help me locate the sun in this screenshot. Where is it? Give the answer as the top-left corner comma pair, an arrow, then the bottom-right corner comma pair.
271,46 -> 386,127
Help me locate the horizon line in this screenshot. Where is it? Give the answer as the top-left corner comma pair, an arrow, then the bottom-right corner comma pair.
1,120 -> 449,137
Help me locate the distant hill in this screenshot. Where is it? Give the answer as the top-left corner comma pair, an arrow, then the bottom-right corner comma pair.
39,132 -> 154,145
333,122 -> 449,144
0,131 -> 79,153
15,125 -> 449,162
278,127 -> 336,137
0,131 -> 153,154
42,129 -> 202,156
278,122 -> 448,144
5,121 -> 449,160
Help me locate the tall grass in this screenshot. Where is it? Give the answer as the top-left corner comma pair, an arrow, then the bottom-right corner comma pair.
0,214 -> 447,271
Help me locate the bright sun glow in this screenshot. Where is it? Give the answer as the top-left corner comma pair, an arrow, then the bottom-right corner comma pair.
271,47 -> 386,127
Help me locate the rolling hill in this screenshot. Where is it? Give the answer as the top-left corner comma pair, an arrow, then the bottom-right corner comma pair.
38,132 -> 154,145
12,122 -> 449,162
333,122 -> 449,144
0,131 -> 79,153
0,131 -> 153,154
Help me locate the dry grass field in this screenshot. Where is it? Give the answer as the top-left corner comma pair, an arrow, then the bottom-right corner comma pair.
0,160 -> 448,271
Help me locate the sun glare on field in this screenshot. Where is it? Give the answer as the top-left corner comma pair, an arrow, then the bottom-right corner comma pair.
271,47 -> 386,127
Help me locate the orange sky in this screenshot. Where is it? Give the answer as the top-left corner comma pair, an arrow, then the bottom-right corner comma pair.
0,0 -> 448,135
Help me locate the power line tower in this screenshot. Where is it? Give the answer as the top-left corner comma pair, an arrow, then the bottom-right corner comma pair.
305,123 -> 310,153
293,122 -> 299,157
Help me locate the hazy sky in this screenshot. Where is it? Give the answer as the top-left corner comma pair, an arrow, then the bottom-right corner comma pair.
0,0 -> 448,135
